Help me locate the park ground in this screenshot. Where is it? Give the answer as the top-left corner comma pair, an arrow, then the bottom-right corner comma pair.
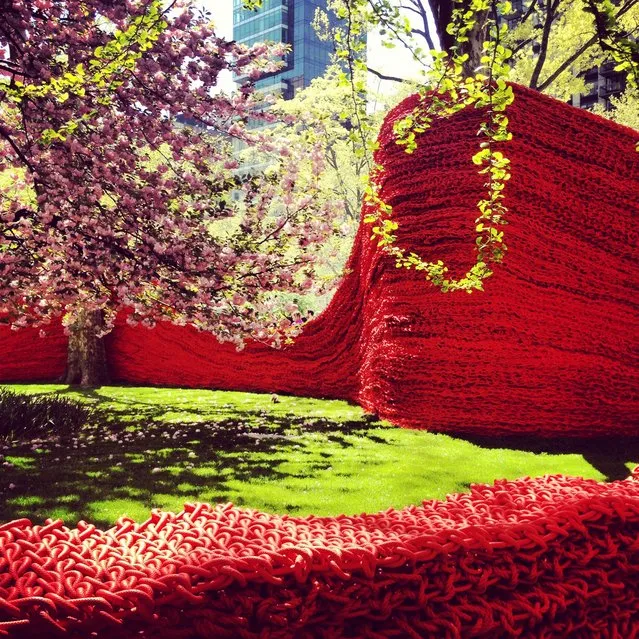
0,384 -> 637,529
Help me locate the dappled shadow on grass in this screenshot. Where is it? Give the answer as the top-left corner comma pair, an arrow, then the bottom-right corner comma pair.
2,385 -> 636,527
0,411 -> 391,528
456,434 -> 639,482
41,386 -> 262,425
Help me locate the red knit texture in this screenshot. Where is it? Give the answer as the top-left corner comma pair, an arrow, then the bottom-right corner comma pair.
1,85 -> 638,636
0,83 -> 637,437
1,471 -> 639,638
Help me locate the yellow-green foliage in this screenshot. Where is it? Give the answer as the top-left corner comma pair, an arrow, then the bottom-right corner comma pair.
505,0 -> 639,100
593,89 -> 639,130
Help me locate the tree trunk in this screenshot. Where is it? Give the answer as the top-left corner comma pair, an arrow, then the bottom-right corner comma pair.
435,0 -> 489,77
460,15 -> 489,77
64,309 -> 110,387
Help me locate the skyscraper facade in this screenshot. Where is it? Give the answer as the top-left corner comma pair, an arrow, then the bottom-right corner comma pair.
570,62 -> 626,111
233,0 -> 334,99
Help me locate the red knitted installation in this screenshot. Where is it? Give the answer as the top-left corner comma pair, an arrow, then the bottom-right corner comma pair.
0,84 -> 637,437
1,471 -> 639,638
0,322 -> 67,383
2,85 -> 639,638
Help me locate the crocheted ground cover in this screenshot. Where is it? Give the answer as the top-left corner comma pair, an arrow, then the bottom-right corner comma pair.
0,84 -> 637,436
1,469 -> 638,638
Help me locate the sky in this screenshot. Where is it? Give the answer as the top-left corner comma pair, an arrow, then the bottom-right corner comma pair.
199,1 -> 425,95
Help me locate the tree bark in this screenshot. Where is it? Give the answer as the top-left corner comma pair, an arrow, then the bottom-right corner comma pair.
460,15 -> 489,77
433,0 -> 489,77
64,309 -> 110,387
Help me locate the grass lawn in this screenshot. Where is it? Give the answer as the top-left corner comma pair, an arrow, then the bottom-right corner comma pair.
1,384 -> 637,528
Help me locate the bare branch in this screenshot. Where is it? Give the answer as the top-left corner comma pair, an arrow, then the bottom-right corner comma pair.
410,28 -> 435,49
400,4 -> 425,17
403,0 -> 436,49
529,0 -> 562,90
367,66 -> 408,83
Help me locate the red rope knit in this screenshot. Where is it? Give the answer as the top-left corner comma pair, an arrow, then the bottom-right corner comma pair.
0,85 -> 638,636
0,470 -> 638,638
0,85 -> 637,437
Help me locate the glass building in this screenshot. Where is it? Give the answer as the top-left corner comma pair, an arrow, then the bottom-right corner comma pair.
233,0 -> 335,99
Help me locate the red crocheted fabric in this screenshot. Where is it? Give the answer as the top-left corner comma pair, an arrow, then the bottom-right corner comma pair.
1,471 -> 639,637
0,322 -> 66,382
0,84 -> 637,437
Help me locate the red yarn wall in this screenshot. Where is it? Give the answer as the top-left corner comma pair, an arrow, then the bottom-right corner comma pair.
1,84 -> 638,437
0,322 -> 67,383
1,471 -> 639,637
1,85 -> 639,637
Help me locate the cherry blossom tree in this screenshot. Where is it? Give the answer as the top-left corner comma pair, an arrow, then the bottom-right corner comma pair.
0,0 -> 344,385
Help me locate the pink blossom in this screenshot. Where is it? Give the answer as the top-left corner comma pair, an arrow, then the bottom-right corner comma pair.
0,0 -> 341,345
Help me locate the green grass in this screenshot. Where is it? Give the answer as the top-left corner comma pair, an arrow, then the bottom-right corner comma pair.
0,384 -> 636,528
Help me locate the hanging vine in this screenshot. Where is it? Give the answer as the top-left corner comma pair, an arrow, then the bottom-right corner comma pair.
362,0 -> 515,292
274,0 -> 639,291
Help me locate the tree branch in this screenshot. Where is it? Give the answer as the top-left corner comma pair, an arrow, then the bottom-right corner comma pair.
0,126 -> 36,173
515,0 -> 539,26
537,0 -> 639,91
536,34 -> 598,91
367,66 -> 407,83
404,0 -> 436,49
400,4 -> 425,17
365,0 -> 430,64
410,28 -> 435,50
510,37 -> 534,56
529,0 -> 562,90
